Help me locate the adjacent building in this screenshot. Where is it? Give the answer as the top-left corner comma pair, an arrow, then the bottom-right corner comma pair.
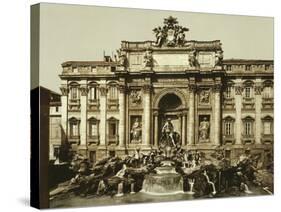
54,17 -> 273,164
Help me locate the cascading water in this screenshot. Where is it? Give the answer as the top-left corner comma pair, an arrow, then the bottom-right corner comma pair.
241,182 -> 253,194
185,178 -> 195,195
141,160 -> 184,195
115,182 -> 124,197
203,171 -> 216,195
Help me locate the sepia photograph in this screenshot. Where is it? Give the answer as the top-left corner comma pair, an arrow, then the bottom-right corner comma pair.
31,3 -> 274,208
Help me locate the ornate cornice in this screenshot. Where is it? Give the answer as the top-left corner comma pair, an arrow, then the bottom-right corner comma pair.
118,84 -> 127,94
142,84 -> 152,93
255,85 -> 263,95
60,85 -> 69,96
235,85 -> 243,95
212,84 -> 222,92
99,86 -> 108,96
188,84 -> 197,92
79,86 -> 88,96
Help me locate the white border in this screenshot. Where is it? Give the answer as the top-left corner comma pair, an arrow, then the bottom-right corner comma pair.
0,0 -> 280,211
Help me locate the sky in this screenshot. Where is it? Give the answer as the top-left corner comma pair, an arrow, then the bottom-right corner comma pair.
37,3 -> 274,93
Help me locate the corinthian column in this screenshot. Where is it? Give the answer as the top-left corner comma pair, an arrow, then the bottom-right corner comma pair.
143,84 -> 151,147
118,84 -> 126,147
99,85 -> 107,146
187,84 -> 196,145
79,85 -> 88,150
213,84 -> 221,146
234,83 -> 243,145
255,82 -> 262,144
60,85 -> 68,142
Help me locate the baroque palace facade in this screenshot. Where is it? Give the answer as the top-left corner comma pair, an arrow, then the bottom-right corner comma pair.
51,17 -> 274,164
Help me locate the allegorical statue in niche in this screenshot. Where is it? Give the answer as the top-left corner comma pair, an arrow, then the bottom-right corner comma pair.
143,50 -> 153,68
130,118 -> 142,143
199,117 -> 210,141
188,50 -> 199,68
130,90 -> 142,105
200,90 -> 210,104
215,50 -> 223,66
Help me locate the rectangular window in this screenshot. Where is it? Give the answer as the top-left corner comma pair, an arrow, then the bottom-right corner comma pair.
245,122 -> 252,135
109,86 -> 118,99
245,87 -> 251,98
89,121 -> 98,137
225,150 -> 231,159
90,87 -> 99,100
109,122 -> 117,136
53,147 -> 60,158
89,151 -> 96,164
109,151 -> 115,157
226,87 -> 232,98
225,122 -> 232,135
70,122 -> 79,137
71,87 -> 78,99
263,87 -> 272,98
264,122 -> 272,135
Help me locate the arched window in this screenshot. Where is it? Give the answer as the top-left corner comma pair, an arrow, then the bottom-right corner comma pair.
88,117 -> 99,138
262,116 -> 273,135
263,80 -> 273,99
223,116 -> 235,136
69,117 -> 80,138
107,117 -> 119,144
108,83 -> 118,100
243,80 -> 254,99
69,82 -> 80,100
224,81 -> 234,99
88,83 -> 99,101
242,116 -> 254,136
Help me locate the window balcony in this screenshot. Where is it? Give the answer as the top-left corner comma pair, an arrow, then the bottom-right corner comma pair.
107,135 -> 119,145
88,135 -> 100,145
241,134 -> 254,144
68,135 -> 80,144
223,134 -> 235,145
262,97 -> 274,109
68,99 -> 80,110
242,97 -> 255,109
88,99 -> 100,111
107,99 -> 119,110
223,97 -> 235,109
261,134 -> 273,144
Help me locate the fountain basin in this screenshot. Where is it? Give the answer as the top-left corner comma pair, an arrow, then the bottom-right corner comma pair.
142,173 -> 184,195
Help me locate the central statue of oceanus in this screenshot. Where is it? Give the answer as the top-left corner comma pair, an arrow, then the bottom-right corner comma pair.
159,118 -> 181,158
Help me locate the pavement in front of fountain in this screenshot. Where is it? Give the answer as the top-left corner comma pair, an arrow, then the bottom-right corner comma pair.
50,185 -> 271,208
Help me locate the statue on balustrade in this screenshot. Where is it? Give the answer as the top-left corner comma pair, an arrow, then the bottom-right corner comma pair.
117,50 -> 127,67
215,50 -> 223,66
143,50 -> 154,68
188,50 -> 200,68
199,117 -> 210,142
